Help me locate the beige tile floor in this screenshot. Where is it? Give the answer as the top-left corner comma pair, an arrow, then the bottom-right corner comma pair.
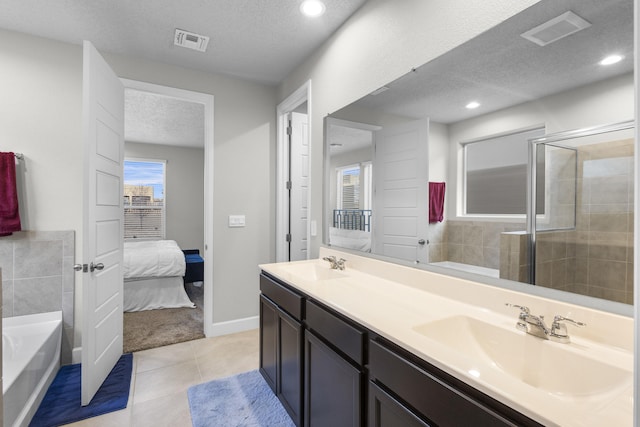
66,329 -> 260,427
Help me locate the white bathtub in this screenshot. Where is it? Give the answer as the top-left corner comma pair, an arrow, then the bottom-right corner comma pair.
3,311 -> 62,427
430,261 -> 499,278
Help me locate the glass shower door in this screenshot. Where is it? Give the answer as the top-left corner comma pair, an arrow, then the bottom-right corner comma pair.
528,121 -> 635,304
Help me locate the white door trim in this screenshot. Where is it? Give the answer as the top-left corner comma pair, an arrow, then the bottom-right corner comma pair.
276,80 -> 312,262
120,79 -> 216,336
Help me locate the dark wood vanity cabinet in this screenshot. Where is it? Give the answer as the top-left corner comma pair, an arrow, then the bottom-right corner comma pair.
368,339 -> 543,427
259,271 -> 543,427
259,274 -> 304,426
304,300 -> 365,427
369,381 -> 432,427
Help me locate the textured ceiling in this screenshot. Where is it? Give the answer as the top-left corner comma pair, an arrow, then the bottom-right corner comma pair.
328,124 -> 372,155
124,90 -> 205,147
348,0 -> 633,124
0,0 -> 367,147
0,0 -> 367,85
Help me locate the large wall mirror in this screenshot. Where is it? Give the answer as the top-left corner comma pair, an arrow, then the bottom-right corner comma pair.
324,0 -> 634,314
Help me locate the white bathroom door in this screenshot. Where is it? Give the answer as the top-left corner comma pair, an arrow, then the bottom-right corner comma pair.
373,118 -> 429,263
81,40 -> 125,406
289,112 -> 309,261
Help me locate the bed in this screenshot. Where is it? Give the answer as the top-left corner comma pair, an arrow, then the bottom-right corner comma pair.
329,226 -> 371,252
123,239 -> 195,312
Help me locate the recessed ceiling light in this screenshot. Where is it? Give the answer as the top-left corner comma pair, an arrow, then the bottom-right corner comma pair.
466,101 -> 480,109
600,54 -> 624,66
300,0 -> 326,17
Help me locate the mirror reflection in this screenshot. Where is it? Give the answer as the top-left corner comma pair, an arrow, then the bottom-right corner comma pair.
324,0 -> 634,305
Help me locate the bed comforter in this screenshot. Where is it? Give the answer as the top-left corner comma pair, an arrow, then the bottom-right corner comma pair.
123,240 -> 186,280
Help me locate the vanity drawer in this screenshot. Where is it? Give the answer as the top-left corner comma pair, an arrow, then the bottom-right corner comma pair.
305,300 -> 365,366
260,273 -> 304,321
369,340 -> 540,427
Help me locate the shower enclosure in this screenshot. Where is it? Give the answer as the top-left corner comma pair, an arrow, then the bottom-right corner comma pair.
528,121 -> 635,304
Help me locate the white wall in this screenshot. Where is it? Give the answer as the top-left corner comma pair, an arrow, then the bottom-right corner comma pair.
125,142 -> 205,254
278,0 -> 540,257
0,30 -> 83,235
0,29 -> 277,346
447,73 -> 634,219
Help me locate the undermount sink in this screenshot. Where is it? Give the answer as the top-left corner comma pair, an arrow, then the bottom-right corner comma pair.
413,315 -> 631,397
279,262 -> 347,281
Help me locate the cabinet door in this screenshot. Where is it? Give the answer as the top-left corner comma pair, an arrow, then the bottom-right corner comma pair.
305,330 -> 362,427
278,308 -> 304,427
369,382 -> 432,427
259,295 -> 278,392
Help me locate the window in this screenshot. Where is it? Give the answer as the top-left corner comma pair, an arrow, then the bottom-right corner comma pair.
335,163 -> 372,231
336,163 -> 372,210
124,159 -> 166,239
464,127 -> 544,215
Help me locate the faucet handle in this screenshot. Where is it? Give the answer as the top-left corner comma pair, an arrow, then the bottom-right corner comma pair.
552,315 -> 586,328
550,315 -> 585,343
505,303 -> 530,315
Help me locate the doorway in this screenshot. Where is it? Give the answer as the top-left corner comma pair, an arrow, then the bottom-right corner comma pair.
121,79 -> 215,342
277,81 -> 312,262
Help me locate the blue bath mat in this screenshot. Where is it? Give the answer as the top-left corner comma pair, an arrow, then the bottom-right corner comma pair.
187,370 -> 295,427
29,353 -> 133,427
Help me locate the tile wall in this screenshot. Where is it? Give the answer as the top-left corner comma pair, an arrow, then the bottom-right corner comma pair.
0,230 -> 75,364
536,139 -> 634,304
433,220 -> 527,270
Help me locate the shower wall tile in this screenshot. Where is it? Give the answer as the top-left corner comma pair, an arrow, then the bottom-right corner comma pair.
463,245 -> 484,267
463,225 -> 483,247
447,243 -> 463,263
0,231 -> 75,365
447,222 -> 464,244
589,242 -> 627,261
13,276 -> 63,316
2,280 -> 13,318
0,242 -> 14,279
445,220 -> 526,270
14,240 -> 63,279
62,291 -> 74,330
588,259 -> 627,290
589,213 -> 628,233
483,247 -> 499,270
63,255 -> 75,292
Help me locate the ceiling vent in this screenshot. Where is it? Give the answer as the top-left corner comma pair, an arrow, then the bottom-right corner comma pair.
521,11 -> 591,47
174,29 -> 209,52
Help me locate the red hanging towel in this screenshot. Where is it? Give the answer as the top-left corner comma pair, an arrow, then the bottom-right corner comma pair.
0,152 -> 22,236
429,182 -> 445,223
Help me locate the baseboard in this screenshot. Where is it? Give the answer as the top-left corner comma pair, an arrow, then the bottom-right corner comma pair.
205,315 -> 259,338
72,347 -> 82,364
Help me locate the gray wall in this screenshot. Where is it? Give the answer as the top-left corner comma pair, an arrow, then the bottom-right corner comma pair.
0,29 -> 276,349
125,142 -> 205,254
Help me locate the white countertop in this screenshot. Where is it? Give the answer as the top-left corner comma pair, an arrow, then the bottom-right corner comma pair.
259,248 -> 634,427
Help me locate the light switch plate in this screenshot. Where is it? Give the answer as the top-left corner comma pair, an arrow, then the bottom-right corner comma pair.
228,215 -> 246,227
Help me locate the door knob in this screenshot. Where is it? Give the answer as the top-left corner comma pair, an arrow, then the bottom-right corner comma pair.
90,262 -> 105,272
418,239 -> 428,245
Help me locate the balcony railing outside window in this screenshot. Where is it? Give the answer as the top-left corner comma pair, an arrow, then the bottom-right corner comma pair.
333,209 -> 372,232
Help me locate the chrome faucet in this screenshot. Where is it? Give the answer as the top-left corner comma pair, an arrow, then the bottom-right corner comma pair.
506,304 -> 585,344
323,255 -> 346,270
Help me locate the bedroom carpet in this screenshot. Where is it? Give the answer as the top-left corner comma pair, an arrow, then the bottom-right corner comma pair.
123,282 -> 204,353
187,370 -> 296,427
